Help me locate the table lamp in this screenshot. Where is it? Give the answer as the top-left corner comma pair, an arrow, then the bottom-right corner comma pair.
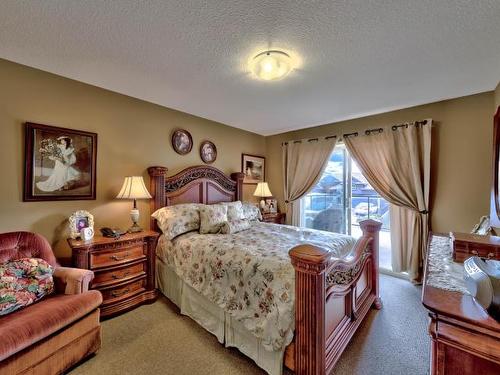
116,176 -> 152,233
253,182 -> 273,211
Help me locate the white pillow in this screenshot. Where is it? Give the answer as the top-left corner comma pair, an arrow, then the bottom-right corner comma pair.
241,202 -> 262,221
151,204 -> 201,240
221,201 -> 245,221
199,204 -> 228,234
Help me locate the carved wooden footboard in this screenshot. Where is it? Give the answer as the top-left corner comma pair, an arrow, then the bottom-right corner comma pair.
288,220 -> 382,375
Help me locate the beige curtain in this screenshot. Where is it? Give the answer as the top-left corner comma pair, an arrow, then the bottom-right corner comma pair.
282,137 -> 337,226
344,122 -> 431,282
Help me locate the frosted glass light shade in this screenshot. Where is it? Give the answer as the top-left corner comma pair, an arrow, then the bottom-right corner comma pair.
251,50 -> 292,81
253,182 -> 273,198
116,176 -> 152,199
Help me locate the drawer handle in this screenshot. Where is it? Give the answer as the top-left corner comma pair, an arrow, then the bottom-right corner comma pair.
111,288 -> 130,297
112,270 -> 131,279
471,250 -> 495,259
110,252 -> 130,261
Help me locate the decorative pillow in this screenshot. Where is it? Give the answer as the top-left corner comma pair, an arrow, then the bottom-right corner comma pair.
199,204 -> 228,234
151,204 -> 201,240
241,202 -> 262,221
222,201 -> 245,221
0,258 -> 54,316
221,219 -> 251,234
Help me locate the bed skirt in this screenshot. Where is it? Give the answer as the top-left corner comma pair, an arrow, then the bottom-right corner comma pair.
156,257 -> 285,375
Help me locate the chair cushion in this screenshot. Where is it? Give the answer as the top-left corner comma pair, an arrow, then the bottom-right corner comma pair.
0,258 -> 55,316
0,290 -> 102,361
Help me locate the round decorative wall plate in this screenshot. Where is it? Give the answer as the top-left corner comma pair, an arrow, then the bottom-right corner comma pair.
171,129 -> 193,155
200,140 -> 217,164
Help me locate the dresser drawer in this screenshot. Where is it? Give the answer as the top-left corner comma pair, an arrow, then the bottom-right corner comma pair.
453,241 -> 500,262
101,277 -> 146,305
92,261 -> 146,288
90,245 -> 145,269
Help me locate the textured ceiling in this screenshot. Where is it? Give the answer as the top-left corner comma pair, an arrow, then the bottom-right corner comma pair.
1,1 -> 500,135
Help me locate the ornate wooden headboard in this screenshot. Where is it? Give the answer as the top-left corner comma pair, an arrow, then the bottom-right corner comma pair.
147,165 -> 244,229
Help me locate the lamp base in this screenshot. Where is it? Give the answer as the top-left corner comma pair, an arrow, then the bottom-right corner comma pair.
127,222 -> 143,233
128,208 -> 143,233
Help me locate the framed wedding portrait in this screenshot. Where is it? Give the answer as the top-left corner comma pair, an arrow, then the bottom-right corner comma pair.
241,153 -> 265,184
24,122 -> 98,201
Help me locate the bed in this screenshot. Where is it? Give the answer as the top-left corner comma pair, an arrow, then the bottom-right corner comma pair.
148,165 -> 382,375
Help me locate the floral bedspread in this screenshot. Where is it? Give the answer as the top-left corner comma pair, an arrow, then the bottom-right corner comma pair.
156,222 -> 356,351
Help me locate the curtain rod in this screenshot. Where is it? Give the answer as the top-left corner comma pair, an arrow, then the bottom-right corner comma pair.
282,119 -> 429,145
282,135 -> 337,146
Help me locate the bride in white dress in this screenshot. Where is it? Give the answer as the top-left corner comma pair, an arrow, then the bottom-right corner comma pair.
36,136 -> 80,192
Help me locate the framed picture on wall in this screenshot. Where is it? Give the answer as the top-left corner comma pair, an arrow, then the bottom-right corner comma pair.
241,153 -> 265,184
24,122 -> 98,201
171,129 -> 193,155
200,140 -> 217,164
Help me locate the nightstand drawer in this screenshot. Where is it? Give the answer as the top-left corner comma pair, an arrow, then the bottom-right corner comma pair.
261,212 -> 285,224
90,245 -> 145,269
101,277 -> 146,305
92,262 -> 146,288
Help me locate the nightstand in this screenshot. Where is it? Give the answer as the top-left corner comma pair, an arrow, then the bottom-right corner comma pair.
68,230 -> 159,318
261,212 -> 286,224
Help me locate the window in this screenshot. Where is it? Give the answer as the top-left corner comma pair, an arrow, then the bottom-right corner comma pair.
300,145 -> 392,270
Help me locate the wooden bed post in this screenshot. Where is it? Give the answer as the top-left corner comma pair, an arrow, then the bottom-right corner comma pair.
230,172 -> 244,201
289,244 -> 330,375
147,166 -> 168,230
360,219 -> 383,309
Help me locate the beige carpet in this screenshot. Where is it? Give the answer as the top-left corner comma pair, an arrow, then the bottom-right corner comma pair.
70,274 -> 429,374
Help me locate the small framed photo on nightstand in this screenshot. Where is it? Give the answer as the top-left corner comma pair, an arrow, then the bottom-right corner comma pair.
265,198 -> 278,213
69,210 -> 94,239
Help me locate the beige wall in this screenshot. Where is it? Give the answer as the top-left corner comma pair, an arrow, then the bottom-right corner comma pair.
0,59 -> 265,258
1,57 -> 497,257
266,92 -> 494,234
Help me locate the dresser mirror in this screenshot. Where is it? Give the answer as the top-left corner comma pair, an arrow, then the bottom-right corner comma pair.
490,106 -> 500,227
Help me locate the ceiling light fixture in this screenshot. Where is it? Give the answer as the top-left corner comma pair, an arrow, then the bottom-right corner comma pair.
250,50 -> 293,81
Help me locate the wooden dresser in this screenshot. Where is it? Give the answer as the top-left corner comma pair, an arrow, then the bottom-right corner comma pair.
68,230 -> 159,318
422,234 -> 500,374
451,232 -> 500,262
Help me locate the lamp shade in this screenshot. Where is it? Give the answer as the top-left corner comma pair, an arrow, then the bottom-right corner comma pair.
116,176 -> 152,199
253,182 -> 273,198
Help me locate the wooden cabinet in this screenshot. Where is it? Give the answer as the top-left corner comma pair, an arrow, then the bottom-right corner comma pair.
451,232 -> 500,262
423,234 -> 500,374
68,231 -> 159,318
261,212 -> 286,224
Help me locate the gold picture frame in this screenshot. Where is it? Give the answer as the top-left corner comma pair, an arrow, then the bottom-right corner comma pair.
69,210 -> 94,239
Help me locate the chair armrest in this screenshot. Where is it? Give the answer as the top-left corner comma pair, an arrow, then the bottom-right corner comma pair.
53,267 -> 94,295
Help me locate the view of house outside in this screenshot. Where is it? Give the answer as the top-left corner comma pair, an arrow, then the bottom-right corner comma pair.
301,146 -> 392,270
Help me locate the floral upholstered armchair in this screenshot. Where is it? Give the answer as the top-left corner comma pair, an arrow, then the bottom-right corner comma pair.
0,231 -> 102,374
